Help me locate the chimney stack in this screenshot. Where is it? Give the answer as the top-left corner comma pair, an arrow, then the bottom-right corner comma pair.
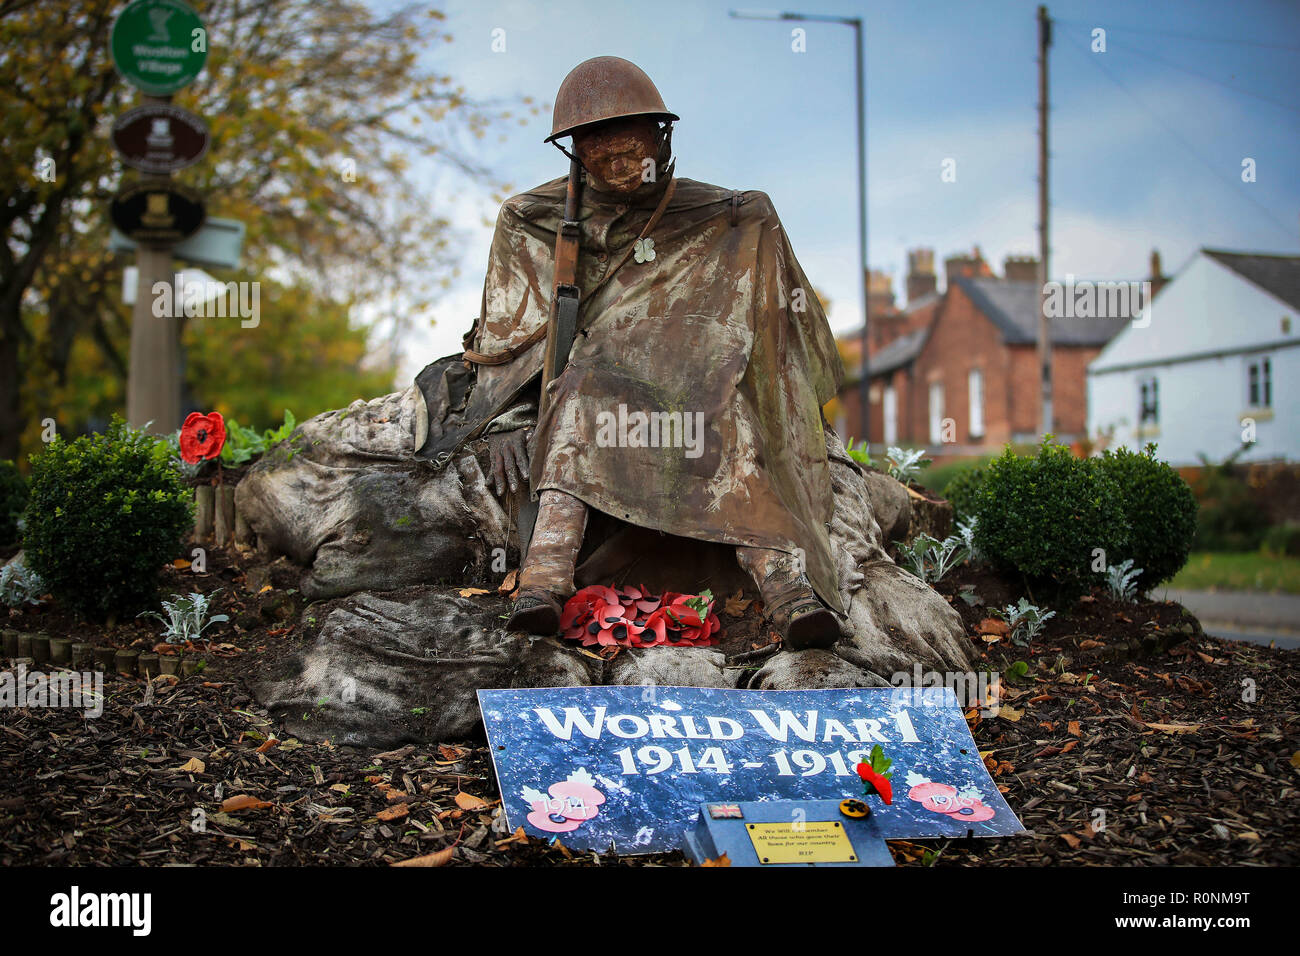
1149,248 -> 1167,298
1003,254 -> 1039,282
867,268 -> 895,319
905,248 -> 937,303
944,246 -> 992,288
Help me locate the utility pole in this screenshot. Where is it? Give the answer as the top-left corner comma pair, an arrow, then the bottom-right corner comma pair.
1036,4 -> 1053,438
852,16 -> 870,448
730,9 -> 868,444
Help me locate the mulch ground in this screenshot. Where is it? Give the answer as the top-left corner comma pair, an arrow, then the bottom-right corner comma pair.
2,543 -> 1297,866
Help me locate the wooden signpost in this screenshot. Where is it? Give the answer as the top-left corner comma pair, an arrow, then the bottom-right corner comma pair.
110,0 -> 209,436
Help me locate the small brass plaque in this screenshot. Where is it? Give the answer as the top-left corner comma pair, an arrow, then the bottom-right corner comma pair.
745,821 -> 857,864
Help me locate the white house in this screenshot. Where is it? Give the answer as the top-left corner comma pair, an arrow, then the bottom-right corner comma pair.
1088,249 -> 1299,466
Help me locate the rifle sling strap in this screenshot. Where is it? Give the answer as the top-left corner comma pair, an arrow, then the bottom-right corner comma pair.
461,177 -> 678,366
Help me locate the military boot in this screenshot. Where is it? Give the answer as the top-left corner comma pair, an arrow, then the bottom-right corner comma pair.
768,589 -> 840,650
506,588 -> 563,635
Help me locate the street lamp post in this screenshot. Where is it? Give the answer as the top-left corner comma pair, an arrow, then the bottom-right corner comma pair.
730,9 -> 869,446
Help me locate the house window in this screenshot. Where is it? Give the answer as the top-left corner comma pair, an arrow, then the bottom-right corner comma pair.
1138,376 -> 1159,425
883,385 -> 898,445
968,369 -> 985,439
1247,356 -> 1272,408
928,382 -> 945,445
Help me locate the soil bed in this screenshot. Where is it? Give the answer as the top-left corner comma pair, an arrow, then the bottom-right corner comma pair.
2,547 -> 1296,866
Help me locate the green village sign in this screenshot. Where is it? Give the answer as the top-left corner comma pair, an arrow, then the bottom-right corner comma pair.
110,0 -> 208,96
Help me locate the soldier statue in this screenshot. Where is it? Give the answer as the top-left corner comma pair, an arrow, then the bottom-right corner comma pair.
431,56 -> 848,649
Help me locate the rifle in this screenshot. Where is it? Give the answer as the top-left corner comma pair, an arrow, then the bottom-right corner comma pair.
517,156 -> 584,557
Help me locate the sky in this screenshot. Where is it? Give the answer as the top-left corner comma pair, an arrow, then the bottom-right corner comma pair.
383,0 -> 1300,381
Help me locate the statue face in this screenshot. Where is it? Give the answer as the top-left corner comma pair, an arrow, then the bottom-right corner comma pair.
572,117 -> 660,194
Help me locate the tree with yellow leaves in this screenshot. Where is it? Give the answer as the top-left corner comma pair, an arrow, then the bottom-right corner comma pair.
1,0 -> 530,461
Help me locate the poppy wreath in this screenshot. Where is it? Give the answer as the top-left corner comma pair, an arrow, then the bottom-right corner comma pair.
180,412 -> 227,463
559,584 -> 721,648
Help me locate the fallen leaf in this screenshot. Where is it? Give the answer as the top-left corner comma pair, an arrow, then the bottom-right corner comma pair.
1144,722 -> 1202,734
455,791 -> 493,811
376,804 -> 409,822
700,852 -> 731,867
385,790 -> 410,804
458,587 -> 490,597
172,558 -> 191,569
497,569 -> 518,595
255,738 -> 280,754
1061,833 -> 1081,850
1078,639 -> 1104,650
372,745 -> 416,762
976,618 -> 1010,637
221,794 -> 273,813
495,826 -> 530,848
723,590 -> 753,617
392,846 -> 455,867
1067,720 -> 1081,737
176,757 -> 205,773
258,584 -> 273,594
995,704 -> 1023,722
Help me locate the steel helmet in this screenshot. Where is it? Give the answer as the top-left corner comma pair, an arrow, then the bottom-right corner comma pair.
546,56 -> 679,143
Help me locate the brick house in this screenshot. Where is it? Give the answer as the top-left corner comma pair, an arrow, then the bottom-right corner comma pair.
834,247 -> 1139,452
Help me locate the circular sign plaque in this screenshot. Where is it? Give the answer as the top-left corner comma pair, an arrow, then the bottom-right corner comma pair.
110,182 -> 206,244
112,104 -> 209,173
110,0 -> 208,95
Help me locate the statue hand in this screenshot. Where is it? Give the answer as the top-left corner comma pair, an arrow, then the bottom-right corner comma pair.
486,428 -> 531,497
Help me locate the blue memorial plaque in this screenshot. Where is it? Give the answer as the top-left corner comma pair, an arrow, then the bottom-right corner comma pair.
477,685 -> 1024,854
683,800 -> 896,867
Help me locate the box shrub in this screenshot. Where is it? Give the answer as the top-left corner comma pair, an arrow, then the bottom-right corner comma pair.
941,465 -> 986,525
973,438 -> 1129,597
22,416 -> 193,620
1097,445 -> 1197,591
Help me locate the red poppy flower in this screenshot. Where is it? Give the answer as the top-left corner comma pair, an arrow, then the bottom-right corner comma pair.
856,762 -> 894,804
180,412 -> 226,463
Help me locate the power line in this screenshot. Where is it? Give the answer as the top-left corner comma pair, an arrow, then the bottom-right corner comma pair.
1106,36 -> 1300,116
1060,30 -> 1297,242
1053,17 -> 1300,54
